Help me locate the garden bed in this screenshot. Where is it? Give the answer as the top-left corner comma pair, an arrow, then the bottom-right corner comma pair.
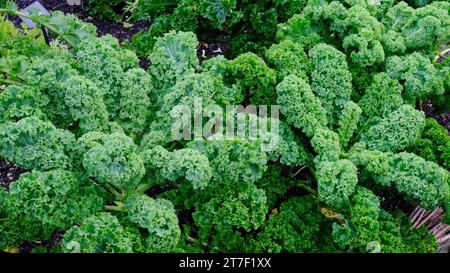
0,0 -> 449,254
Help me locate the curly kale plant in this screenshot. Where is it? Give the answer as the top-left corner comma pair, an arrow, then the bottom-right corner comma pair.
0,170 -> 104,248
0,117 -> 75,171
82,132 -> 145,192
126,0 -> 308,57
125,194 -> 181,252
250,196 -> 322,253
61,213 -> 135,253
0,2 -> 449,253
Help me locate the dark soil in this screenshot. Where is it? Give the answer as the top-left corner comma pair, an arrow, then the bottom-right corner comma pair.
422,100 -> 450,134
197,42 -> 231,63
379,189 -> 415,213
0,159 -> 29,190
19,230 -> 65,253
145,183 -> 175,199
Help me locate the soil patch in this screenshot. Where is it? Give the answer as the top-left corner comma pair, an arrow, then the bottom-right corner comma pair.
0,159 -> 29,190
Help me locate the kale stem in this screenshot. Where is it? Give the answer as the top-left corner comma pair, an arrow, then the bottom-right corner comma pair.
135,182 -> 152,194
114,201 -> 125,207
185,235 -> 197,244
355,116 -> 373,141
103,183 -> 124,201
105,205 -> 125,212
0,79 -> 22,86
296,180 -> 318,196
307,165 -> 317,182
105,201 -> 125,213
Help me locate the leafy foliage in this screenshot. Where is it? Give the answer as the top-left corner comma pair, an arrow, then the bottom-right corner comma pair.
82,132 -> 145,192
62,213 -> 135,253
249,196 -> 321,253
317,159 -> 358,209
409,118 -> 450,170
141,145 -> 212,190
86,0 -> 125,21
361,105 -> 425,153
149,31 -> 199,90
277,75 -> 328,138
0,170 -> 104,248
358,72 -> 403,119
125,194 -> 181,252
126,0 -> 309,57
0,117 -> 75,171
374,152 -> 449,210
224,52 -> 277,104
332,186 -> 438,253
309,43 -> 353,126
386,53 -> 444,103
0,1 -> 448,253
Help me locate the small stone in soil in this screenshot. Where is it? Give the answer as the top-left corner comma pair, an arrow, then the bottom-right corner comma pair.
0,159 -> 29,190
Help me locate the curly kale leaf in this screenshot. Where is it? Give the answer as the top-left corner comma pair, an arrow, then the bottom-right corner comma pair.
62,213 -> 134,253
158,73 -> 217,114
277,75 -> 328,137
75,35 -> 139,116
250,195 -> 321,253
317,159 -> 358,209
230,112 -> 310,167
386,53 -> 444,103
341,5 -> 385,67
265,39 -> 311,81
358,72 -> 404,119
332,186 -> 439,253
149,31 -> 199,90
381,30 -> 406,55
269,121 -> 311,166
0,85 -> 49,123
362,105 -> 425,153
199,0 -> 238,29
0,117 -> 75,171
311,128 -> 341,163
379,210 -> 438,253
125,194 -> 180,252
128,0 -> 178,20
348,144 -> 390,179
59,75 -> 110,133
332,186 -> 381,252
382,2 -> 415,32
82,132 -> 145,192
193,184 -> 267,252
337,101 -> 362,148
255,166 -> 292,209
194,184 -> 267,233
0,170 -> 104,248
141,145 -> 212,190
401,2 -> 450,51
309,43 -> 353,126
24,52 -> 109,133
276,13 -> 323,50
118,68 -> 154,133
409,118 -> 450,170
374,152 -> 449,209
187,139 -> 268,186
225,52 -> 277,105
